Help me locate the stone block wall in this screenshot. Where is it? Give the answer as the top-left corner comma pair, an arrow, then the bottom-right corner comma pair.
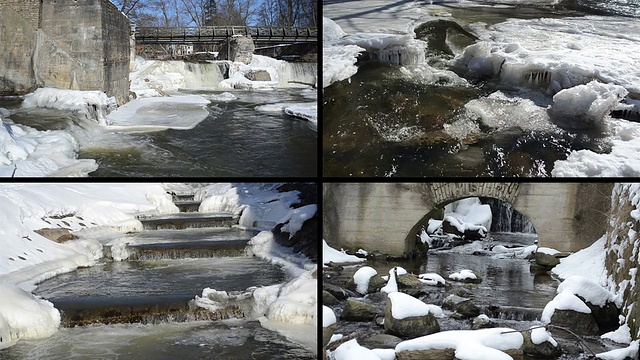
0,0 -> 130,104
605,184 -> 640,341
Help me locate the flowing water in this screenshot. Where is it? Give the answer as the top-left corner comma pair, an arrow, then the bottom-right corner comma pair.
326,233 -> 620,358
323,0 -> 640,177
1,88 -> 317,177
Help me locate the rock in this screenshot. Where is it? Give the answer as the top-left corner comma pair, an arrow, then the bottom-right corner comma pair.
446,287 -> 472,298
323,323 -> 336,349
442,294 -> 480,319
244,69 -> 271,81
365,292 -> 388,303
523,329 -> 562,358
384,296 -> 440,338
324,283 -> 359,300
341,299 -> 379,321
323,290 -> 339,306
346,275 -> 386,294
361,334 -> 402,349
442,218 -> 464,237
464,227 -> 486,240
448,270 -> 482,284
397,274 -> 425,289
581,298 -> 620,333
396,348 -> 455,360
550,309 -> 599,335
34,228 -> 78,243
530,261 -> 550,274
472,315 -> 496,330
535,252 -> 560,268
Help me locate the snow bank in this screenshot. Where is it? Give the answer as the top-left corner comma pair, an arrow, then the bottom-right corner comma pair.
323,17 -> 365,88
0,112 -> 98,177
279,204 -> 317,238
353,266 -> 378,294
556,276 -> 614,307
0,283 -> 60,350
389,292 -> 444,319
104,95 -> 211,132
395,328 -> 524,360
21,88 -> 117,126
549,81 -> 628,129
552,236 -> 607,282
596,340 -> 639,360
323,239 -> 365,265
324,17 -> 347,42
602,324 -> 632,345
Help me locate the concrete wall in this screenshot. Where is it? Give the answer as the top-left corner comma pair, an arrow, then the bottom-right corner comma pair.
0,0 -> 130,104
324,183 -> 612,256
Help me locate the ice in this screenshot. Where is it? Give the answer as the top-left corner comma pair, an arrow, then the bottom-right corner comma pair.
323,240 -> 365,265
21,88 -> 117,126
389,292 -> 444,319
105,95 -> 211,132
353,266 -> 378,294
129,57 -> 226,92
0,283 -> 60,349
455,17 -> 640,94
323,42 -> 365,88
0,112 -> 97,177
596,340 -> 639,360
552,119 -> 640,177
337,33 -> 427,66
449,269 -> 478,281
323,305 -> 336,328
205,92 -> 238,102
254,102 -> 317,129
549,81 -> 628,129
395,328 -> 524,359
324,17 -> 347,43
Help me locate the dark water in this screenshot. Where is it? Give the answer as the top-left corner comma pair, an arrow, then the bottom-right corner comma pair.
322,3 -> 623,177
0,320 -> 315,360
3,89 -> 316,177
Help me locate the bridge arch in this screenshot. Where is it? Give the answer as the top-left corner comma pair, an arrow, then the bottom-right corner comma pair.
323,183 -> 613,257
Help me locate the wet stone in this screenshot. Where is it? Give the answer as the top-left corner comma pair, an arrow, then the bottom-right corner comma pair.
341,299 -> 380,321
361,333 -> 402,349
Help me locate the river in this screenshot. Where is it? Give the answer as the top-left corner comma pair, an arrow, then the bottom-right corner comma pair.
323,0 -> 640,177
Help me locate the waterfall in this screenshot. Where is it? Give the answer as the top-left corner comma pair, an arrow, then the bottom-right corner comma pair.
276,62 -> 317,86
482,198 -> 536,233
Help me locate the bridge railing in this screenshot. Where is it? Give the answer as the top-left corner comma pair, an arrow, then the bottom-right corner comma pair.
135,26 -> 317,44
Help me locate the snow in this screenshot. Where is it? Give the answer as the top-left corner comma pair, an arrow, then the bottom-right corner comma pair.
254,102 -> 317,129
556,276 -> 614,307
353,266 -> 378,294
552,236 -> 607,283
602,324 -> 632,345
596,340 -> 639,360
389,292 -> 444,319
449,269 -> 478,281
0,111 -> 98,177
331,339 -> 382,360
418,273 -> 446,286
21,88 -> 117,126
418,229 -> 433,246
531,326 -> 557,347
323,240 -> 366,265
206,92 -> 238,101
550,81 -> 628,129
395,328 -> 524,360
104,95 -> 211,132
537,247 -> 560,255
371,348 -> 396,360
541,291 -> 591,324
279,204 -> 317,238
380,268 -> 399,294
323,305 -> 336,328
323,41 -> 365,88
324,16 -> 347,42
0,283 -> 61,350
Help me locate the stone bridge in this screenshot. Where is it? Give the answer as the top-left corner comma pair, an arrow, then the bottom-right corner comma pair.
323,183 -> 613,256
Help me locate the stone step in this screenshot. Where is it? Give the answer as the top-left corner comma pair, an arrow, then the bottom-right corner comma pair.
105,240 -> 250,260
174,200 -> 201,213
139,212 -> 237,230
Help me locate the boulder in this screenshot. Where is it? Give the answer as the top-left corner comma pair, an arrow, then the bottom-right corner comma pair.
535,252 -> 560,268
244,69 -> 271,81
384,297 -> 440,338
442,218 -> 464,237
346,275 -> 386,294
448,270 -> 482,284
397,274 -> 425,289
523,329 -> 562,358
361,334 -> 402,349
324,283 -> 359,300
34,228 -> 78,243
323,290 -> 339,306
550,309 -> 599,335
341,299 -> 379,321
472,315 -> 496,330
443,294 -> 480,319
322,323 -> 336,349
396,348 -> 455,360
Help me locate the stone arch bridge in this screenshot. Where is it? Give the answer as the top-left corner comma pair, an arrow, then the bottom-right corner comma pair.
323,183 -> 613,256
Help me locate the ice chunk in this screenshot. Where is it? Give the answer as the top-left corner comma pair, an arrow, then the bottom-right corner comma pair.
21,88 -> 116,125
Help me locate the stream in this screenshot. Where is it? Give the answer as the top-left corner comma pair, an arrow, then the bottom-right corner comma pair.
324,233 -> 622,359
0,192 -> 315,359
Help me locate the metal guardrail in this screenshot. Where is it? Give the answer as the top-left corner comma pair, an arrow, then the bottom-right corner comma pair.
135,26 -> 318,44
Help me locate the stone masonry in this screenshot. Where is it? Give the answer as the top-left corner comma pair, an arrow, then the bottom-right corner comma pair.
0,0 -> 130,105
